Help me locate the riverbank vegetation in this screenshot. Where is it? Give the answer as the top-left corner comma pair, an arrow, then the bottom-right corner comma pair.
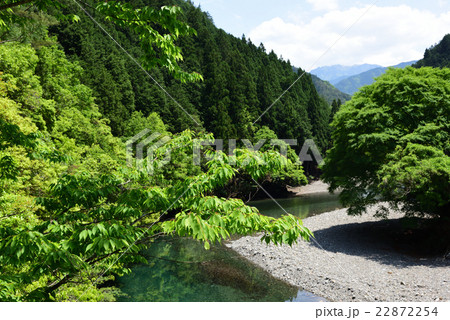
1,1 -> 449,302
322,67 -> 450,220
0,0 -> 318,301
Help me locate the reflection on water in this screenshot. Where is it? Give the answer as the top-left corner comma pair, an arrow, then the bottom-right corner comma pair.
250,192 -> 342,219
118,192 -> 341,302
118,237 -> 324,302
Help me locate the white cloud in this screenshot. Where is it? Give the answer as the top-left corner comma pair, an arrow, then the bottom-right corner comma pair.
248,5 -> 450,69
306,0 -> 339,12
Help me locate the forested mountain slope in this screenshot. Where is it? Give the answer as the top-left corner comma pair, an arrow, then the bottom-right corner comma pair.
414,34 -> 450,68
309,74 -> 351,104
48,0 -> 331,151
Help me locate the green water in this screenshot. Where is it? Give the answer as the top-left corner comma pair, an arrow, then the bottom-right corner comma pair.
117,237 -> 323,302
118,192 -> 341,302
251,192 -> 343,219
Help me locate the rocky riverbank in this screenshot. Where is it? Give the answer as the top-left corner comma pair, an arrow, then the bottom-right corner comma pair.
227,204 -> 450,302
287,180 -> 330,195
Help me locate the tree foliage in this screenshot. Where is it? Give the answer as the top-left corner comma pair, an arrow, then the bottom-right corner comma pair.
214,126 -> 308,200
414,34 -> 450,69
0,41 -> 130,300
322,67 -> 450,218
0,0 -> 317,302
0,130 -> 312,301
0,0 -> 202,83
44,0 -> 331,159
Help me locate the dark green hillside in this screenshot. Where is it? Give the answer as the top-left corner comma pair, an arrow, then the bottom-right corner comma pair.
48,0 -> 331,151
414,34 -> 450,68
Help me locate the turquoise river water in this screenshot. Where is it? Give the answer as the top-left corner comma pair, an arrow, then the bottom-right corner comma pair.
117,192 -> 342,302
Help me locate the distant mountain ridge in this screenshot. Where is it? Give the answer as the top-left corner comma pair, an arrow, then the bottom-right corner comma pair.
334,61 -> 417,95
310,64 -> 382,85
293,67 -> 351,104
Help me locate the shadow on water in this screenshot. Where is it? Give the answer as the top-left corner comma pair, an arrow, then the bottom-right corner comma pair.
118,192 -> 341,302
117,237 -> 325,302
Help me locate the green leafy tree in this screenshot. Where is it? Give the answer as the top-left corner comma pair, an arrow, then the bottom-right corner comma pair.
0,0 -> 317,302
0,104 -> 37,185
217,126 -> 308,200
0,42 -> 124,173
0,0 -> 202,83
0,0 -> 204,136
123,111 -> 167,139
253,126 -> 308,187
0,130 -> 312,301
322,67 -> 450,218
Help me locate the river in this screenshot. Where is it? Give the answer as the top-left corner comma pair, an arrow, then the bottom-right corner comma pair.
117,192 -> 342,302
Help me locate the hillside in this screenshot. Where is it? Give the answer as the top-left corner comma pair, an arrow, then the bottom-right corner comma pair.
292,66 -> 351,105
414,34 -> 450,68
48,0 -> 331,151
334,61 -> 417,95
310,64 -> 381,85
310,74 -> 351,105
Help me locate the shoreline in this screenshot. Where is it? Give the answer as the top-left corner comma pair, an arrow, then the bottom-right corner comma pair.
227,203 -> 450,302
287,180 -> 330,195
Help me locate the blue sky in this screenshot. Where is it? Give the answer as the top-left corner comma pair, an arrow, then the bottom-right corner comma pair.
191,0 -> 450,69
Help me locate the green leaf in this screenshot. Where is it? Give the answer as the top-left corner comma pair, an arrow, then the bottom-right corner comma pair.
85,243 -> 94,253
79,230 -> 88,241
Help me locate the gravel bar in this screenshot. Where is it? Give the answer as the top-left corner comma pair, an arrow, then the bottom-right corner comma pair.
288,180 -> 330,195
226,205 -> 450,302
